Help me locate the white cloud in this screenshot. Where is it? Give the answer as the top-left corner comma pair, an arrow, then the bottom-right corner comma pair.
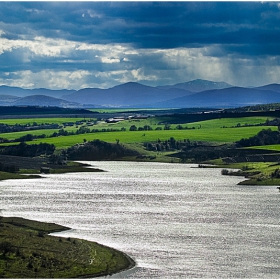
1,70 -> 91,90
100,57 -> 120,63
87,9 -> 103,18
0,35 -> 77,57
131,68 -> 158,82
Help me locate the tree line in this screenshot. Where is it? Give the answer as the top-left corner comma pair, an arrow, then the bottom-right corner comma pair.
236,128 -> 280,147
0,142 -> 55,157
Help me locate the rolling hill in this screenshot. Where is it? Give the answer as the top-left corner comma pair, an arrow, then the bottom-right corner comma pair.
157,79 -> 232,92
0,94 -> 20,105
6,95 -> 83,108
0,85 -> 75,98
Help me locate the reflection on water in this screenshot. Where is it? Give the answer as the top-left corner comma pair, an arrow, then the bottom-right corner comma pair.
0,161 -> 279,278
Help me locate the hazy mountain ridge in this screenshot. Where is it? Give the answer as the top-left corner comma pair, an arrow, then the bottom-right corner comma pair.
157,79 -> 232,92
151,87 -> 280,108
1,79 -> 280,108
0,95 -> 83,108
0,85 -> 75,98
64,82 -> 193,107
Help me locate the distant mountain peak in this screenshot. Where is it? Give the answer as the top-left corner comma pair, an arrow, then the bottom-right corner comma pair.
112,82 -> 153,90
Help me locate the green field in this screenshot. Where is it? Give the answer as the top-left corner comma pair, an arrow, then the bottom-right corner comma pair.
0,116 -> 277,150
94,116 -> 273,130
0,127 -> 78,141
24,125 -> 276,149
248,144 -> 280,151
185,116 -> 273,129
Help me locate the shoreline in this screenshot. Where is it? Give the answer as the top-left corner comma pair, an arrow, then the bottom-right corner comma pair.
0,216 -> 136,278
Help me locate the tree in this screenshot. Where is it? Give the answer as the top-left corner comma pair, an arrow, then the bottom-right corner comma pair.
164,124 -> 171,130
129,125 -> 137,131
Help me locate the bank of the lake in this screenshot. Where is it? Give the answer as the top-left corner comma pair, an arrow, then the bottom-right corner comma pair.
0,155 -> 105,182
208,159 -> 280,186
0,216 -> 135,278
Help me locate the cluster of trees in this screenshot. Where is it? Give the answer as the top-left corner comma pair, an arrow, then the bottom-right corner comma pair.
14,134 -> 47,143
143,137 -> 235,162
66,139 -> 139,161
51,126 -> 127,138
228,104 -> 280,113
144,137 -> 194,152
236,129 -> 280,147
0,122 -> 60,133
0,142 -> 55,157
129,125 -> 153,131
129,124 -> 196,131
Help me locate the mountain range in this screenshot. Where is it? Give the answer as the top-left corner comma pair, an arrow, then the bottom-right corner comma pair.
1,79 -> 280,108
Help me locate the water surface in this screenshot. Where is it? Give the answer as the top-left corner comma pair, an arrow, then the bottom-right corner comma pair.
0,161 -> 279,278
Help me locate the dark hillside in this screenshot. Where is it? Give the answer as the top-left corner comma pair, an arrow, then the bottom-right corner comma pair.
255,84 -> 280,93
11,95 -> 82,108
0,106 -> 93,116
0,94 -> 20,105
0,85 -> 74,98
66,140 -> 140,161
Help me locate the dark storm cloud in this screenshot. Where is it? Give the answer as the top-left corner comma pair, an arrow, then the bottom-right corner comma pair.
0,2 -> 280,89
1,2 -> 279,53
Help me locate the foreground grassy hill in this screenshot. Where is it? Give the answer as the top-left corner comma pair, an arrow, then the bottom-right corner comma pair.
0,217 -> 134,278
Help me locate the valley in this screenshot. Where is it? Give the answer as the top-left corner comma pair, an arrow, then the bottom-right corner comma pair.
1,104 -> 280,185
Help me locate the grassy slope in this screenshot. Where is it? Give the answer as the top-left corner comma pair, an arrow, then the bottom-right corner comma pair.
210,159 -> 280,186
0,116 -> 275,148
0,217 -> 134,278
0,171 -> 41,180
7,125 -> 274,150
247,144 -> 280,151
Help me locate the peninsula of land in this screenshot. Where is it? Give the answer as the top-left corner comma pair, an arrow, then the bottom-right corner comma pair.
0,216 -> 135,278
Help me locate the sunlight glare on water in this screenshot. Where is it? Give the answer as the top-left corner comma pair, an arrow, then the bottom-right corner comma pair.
0,161 -> 279,278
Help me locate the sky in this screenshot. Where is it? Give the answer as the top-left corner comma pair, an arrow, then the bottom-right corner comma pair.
1,1 -> 280,90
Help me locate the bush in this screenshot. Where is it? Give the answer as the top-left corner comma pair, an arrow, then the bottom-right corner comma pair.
221,169 -> 229,175
0,241 -> 14,257
271,168 -> 280,178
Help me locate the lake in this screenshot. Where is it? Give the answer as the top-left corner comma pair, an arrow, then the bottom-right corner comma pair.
0,161 -> 279,278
